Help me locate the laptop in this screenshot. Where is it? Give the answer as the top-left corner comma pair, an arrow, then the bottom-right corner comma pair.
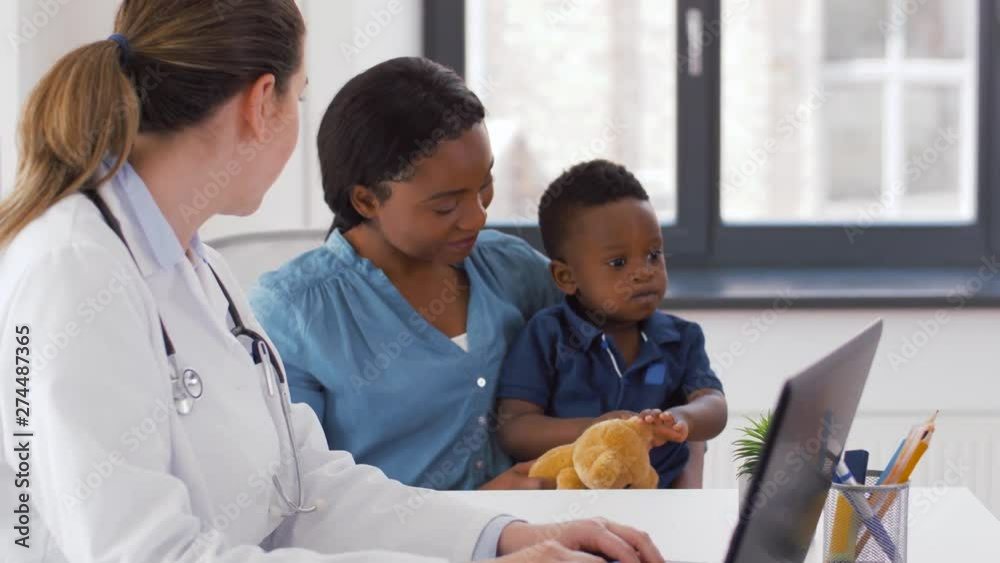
665,318 -> 884,563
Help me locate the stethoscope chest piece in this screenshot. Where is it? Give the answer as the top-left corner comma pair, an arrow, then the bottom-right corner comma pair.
183,368 -> 204,399
171,366 -> 204,415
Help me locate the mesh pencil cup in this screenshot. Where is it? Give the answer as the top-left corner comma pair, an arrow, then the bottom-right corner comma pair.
823,470 -> 909,563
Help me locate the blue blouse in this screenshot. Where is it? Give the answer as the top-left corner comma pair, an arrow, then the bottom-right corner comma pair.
250,229 -> 562,490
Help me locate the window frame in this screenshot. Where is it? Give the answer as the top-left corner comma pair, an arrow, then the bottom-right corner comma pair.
423,0 -> 998,269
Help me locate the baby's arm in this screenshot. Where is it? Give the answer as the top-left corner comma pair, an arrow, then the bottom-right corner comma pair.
497,399 -> 586,460
497,399 -> 635,460
668,388 -> 728,441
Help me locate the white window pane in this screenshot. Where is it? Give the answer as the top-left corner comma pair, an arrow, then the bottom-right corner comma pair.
824,0 -> 887,60
905,0 -> 971,59
721,0 -> 976,225
824,86 -> 883,206
901,86 -> 963,219
721,1 -> 831,223
466,0 -> 677,225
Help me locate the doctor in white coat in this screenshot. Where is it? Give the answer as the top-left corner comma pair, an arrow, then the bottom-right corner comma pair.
0,1 -> 664,562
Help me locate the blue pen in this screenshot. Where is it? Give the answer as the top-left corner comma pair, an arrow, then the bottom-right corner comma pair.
877,439 -> 905,485
834,459 -> 899,561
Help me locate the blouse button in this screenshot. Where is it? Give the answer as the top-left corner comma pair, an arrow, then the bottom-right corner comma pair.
475,460 -> 485,470
476,377 -> 486,388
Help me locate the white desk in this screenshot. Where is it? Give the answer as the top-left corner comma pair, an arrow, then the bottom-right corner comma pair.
445,488 -> 1000,562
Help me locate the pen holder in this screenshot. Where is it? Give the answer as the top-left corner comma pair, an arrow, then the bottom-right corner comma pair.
823,470 -> 909,563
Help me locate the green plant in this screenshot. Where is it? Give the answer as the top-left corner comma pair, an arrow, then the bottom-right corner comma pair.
732,411 -> 773,478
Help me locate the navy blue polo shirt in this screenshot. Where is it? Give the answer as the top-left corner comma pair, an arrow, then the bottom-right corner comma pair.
497,298 -> 724,488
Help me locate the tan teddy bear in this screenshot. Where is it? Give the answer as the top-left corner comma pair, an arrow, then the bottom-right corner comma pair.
528,417 -> 659,489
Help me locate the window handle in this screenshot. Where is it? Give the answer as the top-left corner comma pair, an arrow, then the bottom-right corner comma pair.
686,7 -> 704,77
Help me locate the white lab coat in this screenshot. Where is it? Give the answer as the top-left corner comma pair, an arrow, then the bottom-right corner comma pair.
0,180 -> 504,562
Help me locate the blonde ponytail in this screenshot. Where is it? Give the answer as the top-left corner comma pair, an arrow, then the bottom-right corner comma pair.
0,40 -> 139,247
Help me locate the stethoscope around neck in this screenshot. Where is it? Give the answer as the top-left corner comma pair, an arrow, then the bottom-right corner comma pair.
82,189 -> 316,516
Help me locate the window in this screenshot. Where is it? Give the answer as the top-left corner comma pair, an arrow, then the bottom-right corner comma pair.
425,0 -> 999,268
464,0 -> 678,224
721,0 -> 978,224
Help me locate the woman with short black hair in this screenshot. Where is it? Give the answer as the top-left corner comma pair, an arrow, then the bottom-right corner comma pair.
253,56 -> 561,492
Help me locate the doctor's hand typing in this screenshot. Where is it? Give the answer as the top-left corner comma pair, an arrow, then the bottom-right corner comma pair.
491,519 -> 665,563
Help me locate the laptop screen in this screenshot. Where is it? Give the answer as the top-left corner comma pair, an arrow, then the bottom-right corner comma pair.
725,321 -> 882,563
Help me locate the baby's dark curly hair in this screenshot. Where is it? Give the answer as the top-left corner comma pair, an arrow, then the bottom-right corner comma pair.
538,159 -> 649,259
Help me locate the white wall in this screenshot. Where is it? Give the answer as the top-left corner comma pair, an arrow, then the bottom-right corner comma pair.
3,0 -> 114,194
693,308 -> 1000,517
1,0 -> 423,233
0,2 -> 21,193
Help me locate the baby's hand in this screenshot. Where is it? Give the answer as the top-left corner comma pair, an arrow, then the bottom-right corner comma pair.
637,409 -> 689,447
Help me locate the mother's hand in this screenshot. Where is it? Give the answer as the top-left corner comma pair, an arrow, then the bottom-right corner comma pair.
495,519 -> 665,563
479,460 -> 555,491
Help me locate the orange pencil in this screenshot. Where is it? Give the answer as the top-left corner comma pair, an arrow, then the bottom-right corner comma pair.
856,411 -> 937,555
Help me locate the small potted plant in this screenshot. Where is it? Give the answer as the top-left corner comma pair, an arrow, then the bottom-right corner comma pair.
732,411 -> 773,507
